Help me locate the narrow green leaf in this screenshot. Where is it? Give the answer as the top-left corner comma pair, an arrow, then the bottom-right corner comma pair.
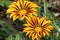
44,0 -> 47,16
56,17 -> 60,26
0,0 -> 12,6
6,35 -> 14,40
15,33 -> 20,40
46,11 -> 59,30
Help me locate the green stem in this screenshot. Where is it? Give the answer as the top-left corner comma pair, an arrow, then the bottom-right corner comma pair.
44,0 -> 47,16
38,0 -> 41,4
38,0 -> 41,17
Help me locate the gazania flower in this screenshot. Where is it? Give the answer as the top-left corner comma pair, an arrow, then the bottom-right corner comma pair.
23,16 -> 54,40
6,0 -> 38,21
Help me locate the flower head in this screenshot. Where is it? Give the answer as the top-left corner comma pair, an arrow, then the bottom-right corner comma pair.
6,0 -> 38,21
23,16 -> 54,40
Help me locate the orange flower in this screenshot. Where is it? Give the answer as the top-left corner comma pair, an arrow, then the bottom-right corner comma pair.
23,16 -> 54,40
6,0 -> 38,21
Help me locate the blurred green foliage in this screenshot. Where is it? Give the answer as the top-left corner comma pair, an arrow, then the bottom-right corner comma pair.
0,0 -> 12,6
0,0 -> 60,40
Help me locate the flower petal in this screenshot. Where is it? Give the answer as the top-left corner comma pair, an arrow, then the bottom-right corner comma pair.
27,18 -> 34,26
9,2 -> 19,10
23,27 -> 33,32
39,17 -> 46,25
6,8 -> 17,13
19,16 -> 25,20
43,32 -> 46,36
23,23 -> 32,27
32,33 -> 35,40
35,34 -> 40,40
10,13 -> 16,18
42,20 -> 52,26
29,31 -> 34,38
45,25 -> 54,30
19,0 -> 23,8
29,2 -> 39,8
26,31 -> 31,36
13,15 -> 19,21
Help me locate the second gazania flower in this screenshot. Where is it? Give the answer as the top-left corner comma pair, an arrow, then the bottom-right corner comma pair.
23,16 -> 54,40
6,0 -> 38,21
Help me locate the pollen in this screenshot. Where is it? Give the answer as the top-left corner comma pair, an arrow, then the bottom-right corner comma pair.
35,27 -> 42,32
19,10 -> 27,15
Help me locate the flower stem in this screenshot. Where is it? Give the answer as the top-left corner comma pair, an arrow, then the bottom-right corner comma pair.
44,0 -> 47,16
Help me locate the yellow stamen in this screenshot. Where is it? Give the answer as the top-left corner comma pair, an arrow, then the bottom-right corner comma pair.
35,27 -> 42,32
19,10 -> 27,15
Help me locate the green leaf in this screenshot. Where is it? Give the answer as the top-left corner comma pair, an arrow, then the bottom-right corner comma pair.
46,11 -> 59,30
0,19 -> 18,39
37,8 -> 41,17
42,0 -> 59,30
6,35 -> 14,40
0,0 -> 12,6
15,19 -> 24,29
5,32 -> 31,40
0,19 -> 17,34
56,17 -> 60,26
15,33 -> 20,40
44,0 -> 47,16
